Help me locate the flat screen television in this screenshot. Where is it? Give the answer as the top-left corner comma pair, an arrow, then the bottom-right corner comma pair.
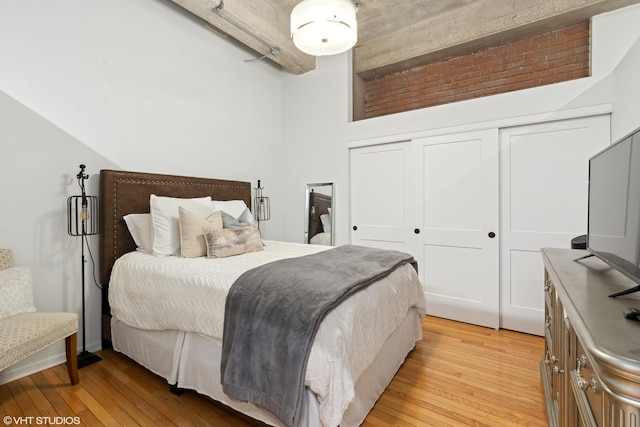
586,126 -> 640,297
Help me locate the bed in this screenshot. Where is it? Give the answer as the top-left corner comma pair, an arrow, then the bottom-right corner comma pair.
99,169 -> 426,427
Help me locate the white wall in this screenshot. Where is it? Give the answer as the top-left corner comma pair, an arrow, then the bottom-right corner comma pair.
280,54 -> 351,244
612,35 -> 640,141
280,4 -> 640,249
591,5 -> 640,78
0,0 -> 285,186
0,0 -> 285,383
0,91 -> 116,384
2,0 -> 640,385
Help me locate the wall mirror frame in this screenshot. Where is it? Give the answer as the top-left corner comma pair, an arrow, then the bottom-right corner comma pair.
304,183 -> 334,245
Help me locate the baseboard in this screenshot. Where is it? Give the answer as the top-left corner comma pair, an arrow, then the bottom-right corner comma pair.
0,340 -> 102,385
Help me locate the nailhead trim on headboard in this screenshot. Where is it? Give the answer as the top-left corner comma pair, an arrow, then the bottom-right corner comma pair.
99,170 -> 252,287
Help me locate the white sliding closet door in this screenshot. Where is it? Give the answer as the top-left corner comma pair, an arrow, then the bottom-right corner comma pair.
499,115 -> 610,335
350,141 -> 416,253
413,130 -> 500,329
350,114 -> 609,334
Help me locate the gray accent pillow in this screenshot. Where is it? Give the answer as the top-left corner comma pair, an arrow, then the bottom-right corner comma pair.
204,225 -> 264,258
221,211 -> 253,229
238,208 -> 256,224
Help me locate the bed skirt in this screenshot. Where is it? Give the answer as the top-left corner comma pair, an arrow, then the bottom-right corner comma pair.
111,307 -> 422,426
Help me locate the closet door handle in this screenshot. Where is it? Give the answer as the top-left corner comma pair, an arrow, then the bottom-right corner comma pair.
414,228 -> 420,234
488,232 -> 496,238
353,226 -> 358,231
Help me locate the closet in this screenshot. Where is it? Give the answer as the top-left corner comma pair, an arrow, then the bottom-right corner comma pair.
350,114 -> 610,334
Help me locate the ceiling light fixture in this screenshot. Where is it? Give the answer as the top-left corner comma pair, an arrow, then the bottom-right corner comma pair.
290,0 -> 357,56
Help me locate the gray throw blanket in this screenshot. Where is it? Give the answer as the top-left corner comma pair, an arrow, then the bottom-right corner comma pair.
220,245 -> 418,427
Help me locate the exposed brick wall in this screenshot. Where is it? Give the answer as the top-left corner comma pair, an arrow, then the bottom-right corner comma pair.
362,21 -> 591,120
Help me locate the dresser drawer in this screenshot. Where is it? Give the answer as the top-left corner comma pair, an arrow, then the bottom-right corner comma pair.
571,339 -> 604,426
541,249 -> 640,427
544,273 -> 554,313
544,273 -> 555,354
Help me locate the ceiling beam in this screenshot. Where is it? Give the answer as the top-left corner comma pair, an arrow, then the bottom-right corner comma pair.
170,0 -> 315,75
354,0 -> 640,80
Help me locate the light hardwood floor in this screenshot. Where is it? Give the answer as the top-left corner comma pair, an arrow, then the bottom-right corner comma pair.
0,316 -> 546,426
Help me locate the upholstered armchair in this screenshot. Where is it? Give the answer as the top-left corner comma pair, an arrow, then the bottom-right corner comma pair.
0,249 -> 79,385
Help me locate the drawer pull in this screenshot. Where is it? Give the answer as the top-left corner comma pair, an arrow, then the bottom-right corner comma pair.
577,374 -> 589,391
576,355 -> 600,392
577,355 -> 587,369
576,373 -> 600,392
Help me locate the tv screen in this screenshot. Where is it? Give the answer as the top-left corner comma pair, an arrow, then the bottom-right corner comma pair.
587,127 -> 640,297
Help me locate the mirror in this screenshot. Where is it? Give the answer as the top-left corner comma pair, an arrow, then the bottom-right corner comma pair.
305,183 -> 334,245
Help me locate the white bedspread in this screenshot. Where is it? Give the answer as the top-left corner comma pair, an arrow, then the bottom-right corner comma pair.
109,241 -> 426,427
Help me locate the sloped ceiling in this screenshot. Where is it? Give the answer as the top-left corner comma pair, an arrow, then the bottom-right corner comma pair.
171,0 -> 640,78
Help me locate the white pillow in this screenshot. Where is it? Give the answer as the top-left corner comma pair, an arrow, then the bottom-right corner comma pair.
0,266 -> 36,321
320,213 -> 332,233
123,213 -> 153,253
211,200 -> 249,220
178,207 -> 223,258
150,194 -> 213,256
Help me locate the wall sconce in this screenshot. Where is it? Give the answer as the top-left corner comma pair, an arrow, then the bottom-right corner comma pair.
254,180 -> 271,226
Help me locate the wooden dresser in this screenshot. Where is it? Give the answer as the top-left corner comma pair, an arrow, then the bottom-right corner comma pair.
541,248 -> 640,426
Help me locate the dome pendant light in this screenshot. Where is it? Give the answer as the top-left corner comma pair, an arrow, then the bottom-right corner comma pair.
290,0 -> 357,56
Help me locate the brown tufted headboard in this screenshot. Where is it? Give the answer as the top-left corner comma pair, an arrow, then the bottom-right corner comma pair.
98,169 -> 252,346
99,169 -> 252,285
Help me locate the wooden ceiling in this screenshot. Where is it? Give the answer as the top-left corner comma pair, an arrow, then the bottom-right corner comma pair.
170,0 -> 640,79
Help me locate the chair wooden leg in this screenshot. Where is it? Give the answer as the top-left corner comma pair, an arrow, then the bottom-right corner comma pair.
65,332 -> 79,385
